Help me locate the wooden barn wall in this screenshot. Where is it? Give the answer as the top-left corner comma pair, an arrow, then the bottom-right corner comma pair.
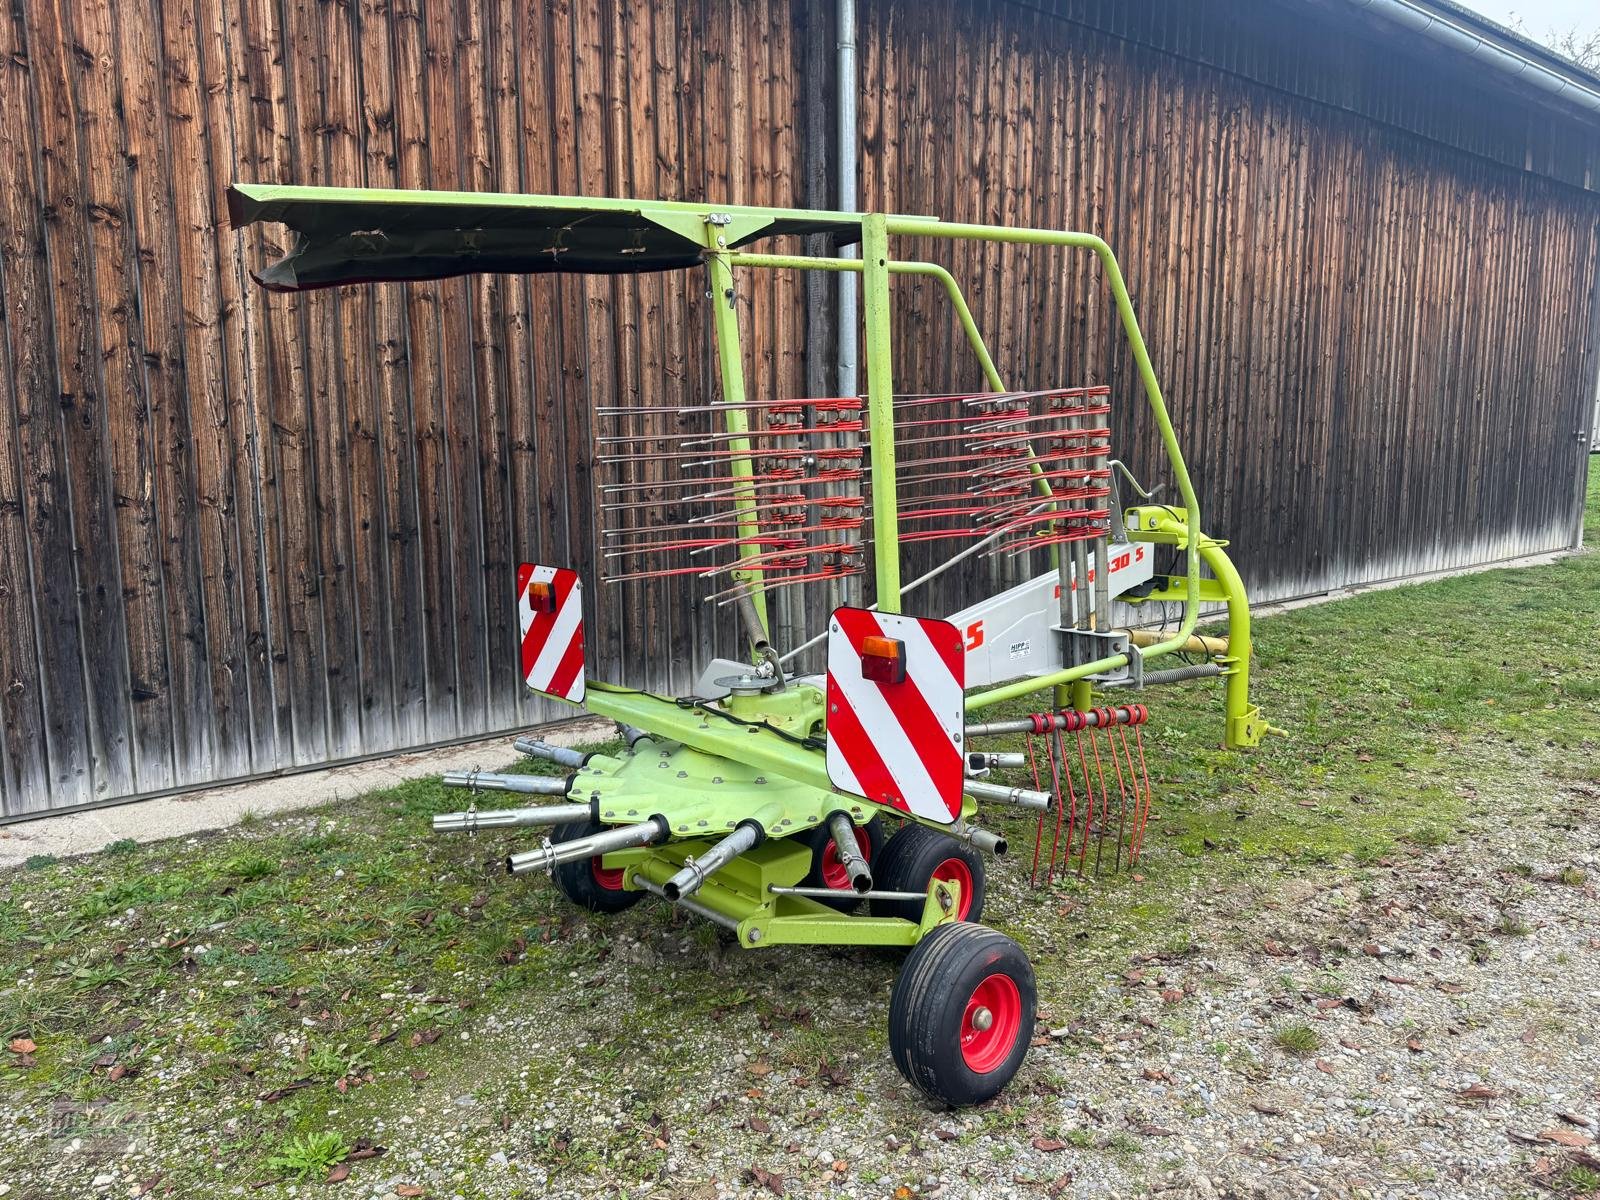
0,0 -> 813,816
2,0 -> 1598,815
859,0 -> 1600,615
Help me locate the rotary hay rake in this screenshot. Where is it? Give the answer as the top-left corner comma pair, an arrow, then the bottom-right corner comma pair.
230,185 -> 1278,1107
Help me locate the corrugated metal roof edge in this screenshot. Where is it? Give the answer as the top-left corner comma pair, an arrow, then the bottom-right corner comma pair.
1417,0 -> 1600,89
1348,0 -> 1600,123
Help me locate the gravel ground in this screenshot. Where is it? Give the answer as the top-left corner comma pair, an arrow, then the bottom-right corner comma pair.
13,775 -> 1594,1200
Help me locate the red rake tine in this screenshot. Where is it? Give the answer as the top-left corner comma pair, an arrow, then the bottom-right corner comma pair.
1105,724 -> 1131,874
1040,723 -> 1064,886
1088,723 -> 1114,878
1026,733 -> 1046,889
1074,729 -> 1096,879
1130,724 -> 1154,865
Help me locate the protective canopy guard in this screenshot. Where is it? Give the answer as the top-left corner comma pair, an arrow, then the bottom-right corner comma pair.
227,184 -> 862,291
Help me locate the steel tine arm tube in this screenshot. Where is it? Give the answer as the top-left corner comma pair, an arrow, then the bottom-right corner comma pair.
968,751 -> 1027,770
506,816 -> 667,876
512,738 -> 588,770
955,825 -> 1008,857
826,812 -> 874,893
632,872 -> 741,932
966,704 -> 1148,737
618,724 -> 655,750
965,779 -> 1052,811
432,803 -> 592,833
663,821 -> 765,901
442,770 -> 572,796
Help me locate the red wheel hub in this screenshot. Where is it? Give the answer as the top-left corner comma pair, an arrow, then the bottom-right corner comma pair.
591,857 -> 627,891
960,971 -> 1022,1073
820,826 -> 873,890
932,857 -> 974,920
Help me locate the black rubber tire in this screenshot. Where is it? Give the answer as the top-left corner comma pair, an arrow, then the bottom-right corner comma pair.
799,815 -> 886,912
889,922 -> 1036,1107
548,819 -> 645,914
872,823 -> 986,924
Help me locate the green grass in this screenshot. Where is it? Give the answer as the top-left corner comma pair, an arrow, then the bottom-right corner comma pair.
0,471 -> 1595,1194
1272,1023 -> 1323,1056
264,1129 -> 350,1182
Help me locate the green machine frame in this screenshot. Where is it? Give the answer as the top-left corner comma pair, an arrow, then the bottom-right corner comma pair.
230,184 -> 1273,961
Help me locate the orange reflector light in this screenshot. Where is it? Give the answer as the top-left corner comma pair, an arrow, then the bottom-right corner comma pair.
860,635 -> 906,685
528,580 -> 557,613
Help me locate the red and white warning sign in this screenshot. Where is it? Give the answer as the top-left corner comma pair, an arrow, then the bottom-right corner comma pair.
517,563 -> 585,703
825,607 -> 965,824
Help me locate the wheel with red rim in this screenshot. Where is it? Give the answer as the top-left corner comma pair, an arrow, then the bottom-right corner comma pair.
800,816 -> 885,911
889,922 -> 1035,1106
871,824 -> 986,924
549,819 -> 645,914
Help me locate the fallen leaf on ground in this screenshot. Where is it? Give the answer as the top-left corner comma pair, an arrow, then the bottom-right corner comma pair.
744,1166 -> 784,1195
1160,988 -> 1184,1004
395,1188 -> 424,1199
748,1116 -> 770,1134
1539,1128 -> 1594,1148
1458,1084 -> 1499,1101
325,1163 -> 350,1183
1032,1137 -> 1068,1152
8,1038 -> 35,1055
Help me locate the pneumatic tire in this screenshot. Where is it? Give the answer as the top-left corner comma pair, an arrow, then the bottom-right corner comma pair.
889,922 -> 1035,1107
872,823 -> 986,924
549,819 -> 645,914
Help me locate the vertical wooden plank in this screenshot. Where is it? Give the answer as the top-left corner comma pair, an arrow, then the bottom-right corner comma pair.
281,0 -> 361,759
487,0 -> 539,721
236,0 -> 328,765
314,0 -> 397,752
355,0 -> 428,748
117,0 -> 228,789
201,0 -> 287,773
424,0 -> 490,732
23,0 -> 135,805
194,0 -> 280,780
392,0 -> 459,741
75,0 -> 181,796
455,0 -> 519,729
0,253 -> 49,809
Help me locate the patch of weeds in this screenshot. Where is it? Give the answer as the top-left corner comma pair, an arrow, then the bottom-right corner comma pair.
1066,1128 -> 1095,1149
1567,1165 -> 1600,1194
103,838 -> 139,856
224,853 -> 278,882
304,1042 -> 372,1083
238,809 -> 263,828
1273,1023 -> 1322,1056
264,1129 -> 349,1182
1104,1131 -> 1142,1155
24,854 -> 57,870
1558,866 -> 1587,887
1469,939 -> 1493,963
1404,824 -> 1451,848
1495,912 -> 1532,937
